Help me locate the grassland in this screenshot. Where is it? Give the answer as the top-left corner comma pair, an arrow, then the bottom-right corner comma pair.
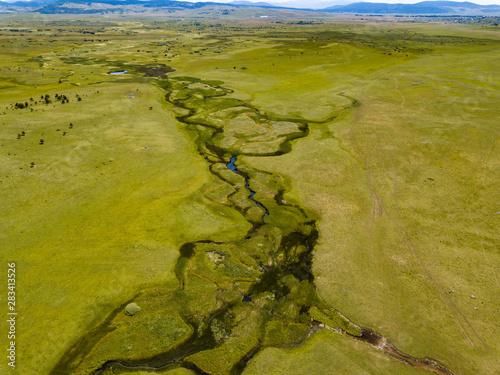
0,14 -> 498,375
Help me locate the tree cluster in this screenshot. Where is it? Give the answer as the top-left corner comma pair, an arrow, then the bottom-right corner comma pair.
14,102 -> 29,109
54,93 -> 69,104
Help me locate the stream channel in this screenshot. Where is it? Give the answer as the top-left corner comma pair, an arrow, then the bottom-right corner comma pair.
51,73 -> 454,375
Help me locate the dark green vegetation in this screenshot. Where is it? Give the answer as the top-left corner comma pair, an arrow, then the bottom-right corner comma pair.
0,15 -> 499,375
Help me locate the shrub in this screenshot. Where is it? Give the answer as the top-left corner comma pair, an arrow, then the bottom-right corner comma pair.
124,303 -> 141,316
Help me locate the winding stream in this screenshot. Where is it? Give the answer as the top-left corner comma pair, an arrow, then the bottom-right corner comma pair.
227,155 -> 269,218
50,74 -> 454,375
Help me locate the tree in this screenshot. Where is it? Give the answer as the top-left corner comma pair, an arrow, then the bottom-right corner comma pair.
39,139 -> 44,145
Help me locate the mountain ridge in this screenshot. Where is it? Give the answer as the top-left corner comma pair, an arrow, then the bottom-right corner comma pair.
323,1 -> 500,13
0,0 -> 499,15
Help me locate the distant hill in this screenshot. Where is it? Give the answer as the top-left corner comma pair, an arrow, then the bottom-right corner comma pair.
0,0 -> 499,15
20,0 -> 228,14
0,0 -> 50,8
229,1 -> 275,6
323,1 -> 500,14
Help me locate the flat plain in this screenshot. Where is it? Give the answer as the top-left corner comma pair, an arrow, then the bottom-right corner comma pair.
0,14 -> 498,375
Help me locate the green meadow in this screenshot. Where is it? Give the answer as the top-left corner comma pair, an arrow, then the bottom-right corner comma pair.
0,15 -> 498,375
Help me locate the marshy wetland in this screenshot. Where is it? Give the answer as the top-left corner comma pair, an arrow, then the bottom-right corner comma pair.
0,15 -> 499,375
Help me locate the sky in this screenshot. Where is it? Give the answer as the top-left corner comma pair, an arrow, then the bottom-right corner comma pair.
181,0 -> 500,6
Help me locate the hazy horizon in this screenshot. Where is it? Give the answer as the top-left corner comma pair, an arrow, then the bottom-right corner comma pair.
186,0 -> 500,7
2,0 -> 500,5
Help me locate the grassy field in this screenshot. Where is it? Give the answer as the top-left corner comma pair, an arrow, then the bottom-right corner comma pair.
0,15 -> 498,375
240,23 -> 500,375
